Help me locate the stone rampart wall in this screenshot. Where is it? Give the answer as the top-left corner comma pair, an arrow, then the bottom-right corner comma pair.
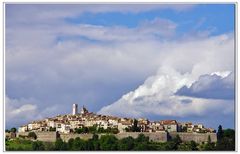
169,132 -> 217,143
115,132 -> 168,142
60,133 -> 93,142
17,132 -> 57,142
17,131 -> 217,144
16,132 -> 29,137
35,132 -> 57,142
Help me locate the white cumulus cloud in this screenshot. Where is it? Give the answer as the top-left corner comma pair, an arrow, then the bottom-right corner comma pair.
98,34 -> 234,121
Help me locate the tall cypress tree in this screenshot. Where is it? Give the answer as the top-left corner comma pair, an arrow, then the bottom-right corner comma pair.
217,125 -> 223,141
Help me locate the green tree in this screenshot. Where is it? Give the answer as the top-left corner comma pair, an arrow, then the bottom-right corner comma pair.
133,142 -> 149,151
118,136 -> 135,150
91,134 -> 100,150
216,129 -> 235,151
49,127 -> 56,131
67,138 -> 74,150
131,119 -> 141,132
125,127 -> 130,132
177,143 -> 192,151
99,135 -> 118,150
181,126 -> 187,132
217,125 -> 223,140
92,134 -> 99,140
97,127 -> 105,133
216,137 -> 234,151
86,140 -> 94,150
177,140 -> 199,151
106,127 -> 111,133
55,138 -> 68,150
203,135 -> 215,150
189,140 -> 198,150
72,137 -> 86,150
43,142 -> 55,151
28,132 -> 37,140
132,134 -> 150,151
89,125 -> 97,133
136,134 -> 149,143
173,135 -> 182,145
112,128 -> 119,134
92,140 -> 100,150
32,141 -> 45,150
72,137 -> 81,150
5,129 -> 10,133
82,127 -> 89,133
223,129 -> 235,139
75,128 -> 82,134
10,128 -> 17,133
166,135 -> 182,150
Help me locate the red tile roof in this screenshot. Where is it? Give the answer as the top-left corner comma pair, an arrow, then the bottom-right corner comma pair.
160,120 -> 177,125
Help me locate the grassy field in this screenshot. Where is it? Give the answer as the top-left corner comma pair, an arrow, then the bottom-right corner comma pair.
5,138 -> 33,151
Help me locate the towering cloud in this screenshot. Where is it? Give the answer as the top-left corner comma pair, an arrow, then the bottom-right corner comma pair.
98,34 -> 234,128
176,72 -> 234,100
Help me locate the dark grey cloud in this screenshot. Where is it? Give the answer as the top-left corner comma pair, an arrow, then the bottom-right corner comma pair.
176,72 -> 234,100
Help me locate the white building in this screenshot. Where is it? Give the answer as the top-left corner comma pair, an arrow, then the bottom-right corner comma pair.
197,124 -> 204,129
118,121 -> 132,133
47,120 -> 56,128
108,119 -> 119,128
72,104 -> 78,115
149,122 -> 165,132
69,120 -> 84,129
56,123 -> 71,134
18,125 -> 28,132
28,122 -> 41,131
160,120 -> 178,132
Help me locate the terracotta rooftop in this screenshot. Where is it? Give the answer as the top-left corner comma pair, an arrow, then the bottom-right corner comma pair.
160,120 -> 177,125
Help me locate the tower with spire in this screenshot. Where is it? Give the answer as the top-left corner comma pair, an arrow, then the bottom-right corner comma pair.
80,105 -> 88,114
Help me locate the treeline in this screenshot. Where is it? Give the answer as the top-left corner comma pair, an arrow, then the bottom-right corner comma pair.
5,127 -> 17,133
47,126 -> 235,151
6,125 -> 235,151
215,125 -> 235,150
6,134 -> 199,151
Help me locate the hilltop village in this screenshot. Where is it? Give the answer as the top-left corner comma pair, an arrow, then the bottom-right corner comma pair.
18,104 -> 216,134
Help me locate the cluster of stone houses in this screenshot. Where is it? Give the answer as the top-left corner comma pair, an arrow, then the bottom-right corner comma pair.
18,104 -> 215,134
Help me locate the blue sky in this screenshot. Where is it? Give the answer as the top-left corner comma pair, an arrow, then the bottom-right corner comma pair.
5,4 -> 235,130
65,4 -> 234,35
